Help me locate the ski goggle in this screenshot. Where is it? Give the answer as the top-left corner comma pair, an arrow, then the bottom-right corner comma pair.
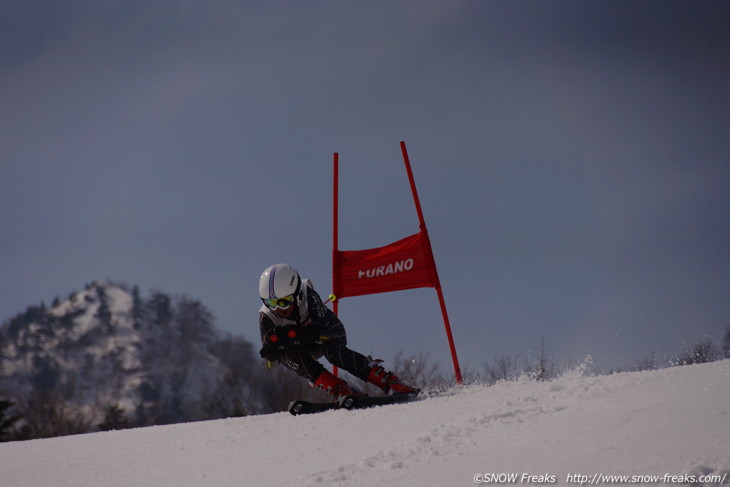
263,294 -> 295,310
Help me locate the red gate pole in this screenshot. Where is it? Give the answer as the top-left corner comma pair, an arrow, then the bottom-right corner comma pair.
332,152 -> 339,317
331,153 -> 340,377
399,141 -> 463,383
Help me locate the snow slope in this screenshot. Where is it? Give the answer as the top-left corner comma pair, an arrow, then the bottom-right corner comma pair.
3,360 -> 729,487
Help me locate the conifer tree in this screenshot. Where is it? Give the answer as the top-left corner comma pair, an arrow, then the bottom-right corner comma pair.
98,404 -> 130,431
0,399 -> 21,442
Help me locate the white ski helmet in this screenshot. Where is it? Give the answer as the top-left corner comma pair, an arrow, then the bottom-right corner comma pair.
259,263 -> 301,301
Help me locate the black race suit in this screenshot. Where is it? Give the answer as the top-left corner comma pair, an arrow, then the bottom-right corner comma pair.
258,279 -> 371,383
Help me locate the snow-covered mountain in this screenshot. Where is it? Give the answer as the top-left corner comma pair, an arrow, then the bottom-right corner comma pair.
2,360 -> 728,487
0,281 -> 269,434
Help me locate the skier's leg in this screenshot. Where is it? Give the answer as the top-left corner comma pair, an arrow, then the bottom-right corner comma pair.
365,359 -> 417,395
311,369 -> 356,401
280,346 -> 356,401
322,341 -> 417,395
321,340 -> 372,379
319,322 -> 372,381
278,347 -> 326,382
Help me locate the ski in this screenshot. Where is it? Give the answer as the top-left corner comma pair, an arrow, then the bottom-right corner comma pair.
288,399 -> 340,415
340,392 -> 417,410
288,392 -> 418,416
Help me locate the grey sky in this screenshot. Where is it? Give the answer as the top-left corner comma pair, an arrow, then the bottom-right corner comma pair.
2,1 -> 729,374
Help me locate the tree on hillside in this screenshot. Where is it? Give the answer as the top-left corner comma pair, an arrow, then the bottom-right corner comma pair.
131,285 -> 146,330
14,392 -> 91,439
148,291 -> 173,329
0,281 -> 276,439
527,336 -> 557,381
723,327 -> 730,359
483,354 -> 523,384
677,340 -> 719,365
203,335 -> 261,418
633,350 -> 658,371
95,285 -> 113,333
392,350 -> 445,388
0,399 -> 21,442
98,404 -> 130,431
176,298 -> 215,351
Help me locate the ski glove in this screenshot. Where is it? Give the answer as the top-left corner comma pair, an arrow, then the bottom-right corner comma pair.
259,345 -> 280,361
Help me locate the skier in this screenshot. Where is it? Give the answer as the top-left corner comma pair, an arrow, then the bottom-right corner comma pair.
258,263 -> 417,402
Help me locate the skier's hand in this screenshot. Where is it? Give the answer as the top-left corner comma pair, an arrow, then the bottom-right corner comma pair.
259,345 -> 279,361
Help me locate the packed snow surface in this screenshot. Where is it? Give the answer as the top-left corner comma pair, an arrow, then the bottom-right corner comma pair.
3,360 -> 729,487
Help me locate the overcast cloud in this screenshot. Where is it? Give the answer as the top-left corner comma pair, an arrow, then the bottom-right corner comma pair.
2,1 -> 729,374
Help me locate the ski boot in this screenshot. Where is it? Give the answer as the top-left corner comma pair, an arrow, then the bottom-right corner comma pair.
313,370 -> 359,404
366,359 -> 417,395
